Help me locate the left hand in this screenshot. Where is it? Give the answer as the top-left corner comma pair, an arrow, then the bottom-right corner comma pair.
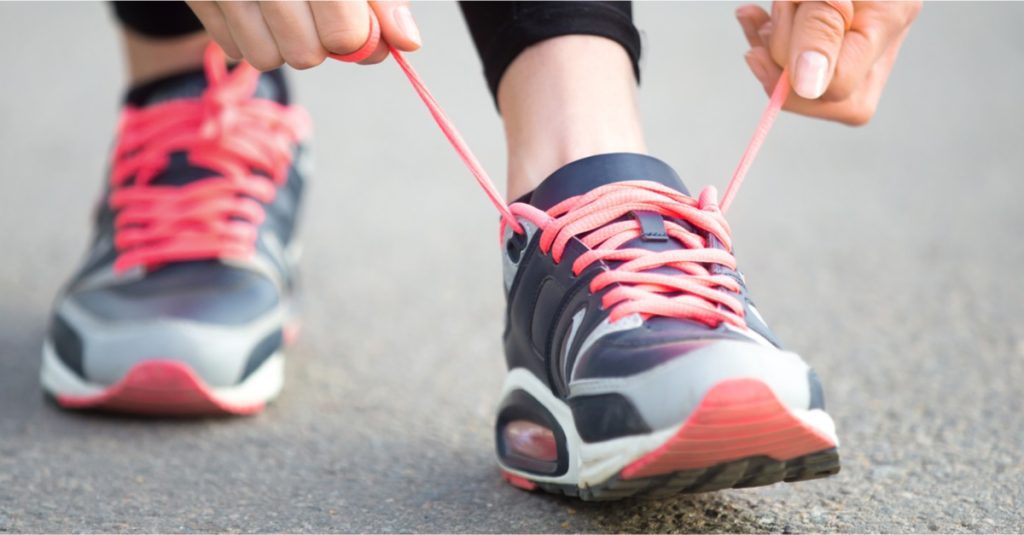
736,1 -> 921,125
186,0 -> 421,71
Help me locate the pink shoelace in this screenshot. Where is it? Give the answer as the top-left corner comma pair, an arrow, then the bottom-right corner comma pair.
335,17 -> 790,328
509,184 -> 745,327
112,13 -> 787,329
110,44 -> 311,273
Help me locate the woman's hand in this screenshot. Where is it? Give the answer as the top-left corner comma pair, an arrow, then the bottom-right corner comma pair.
186,1 -> 421,71
736,1 -> 921,125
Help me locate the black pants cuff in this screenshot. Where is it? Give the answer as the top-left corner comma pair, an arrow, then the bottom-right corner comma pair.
460,1 -> 642,101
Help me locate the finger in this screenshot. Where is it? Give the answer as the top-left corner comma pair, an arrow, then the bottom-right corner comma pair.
746,46 -> 784,96
744,50 -> 772,95
310,1 -> 371,55
829,25 -> 909,125
357,41 -> 391,65
825,3 -> 914,101
758,21 -> 774,52
788,1 -> 848,99
186,1 -> 241,58
736,4 -> 771,48
750,19 -> 910,125
258,1 -> 327,70
766,36 -> 898,125
768,0 -> 797,68
823,33 -> 879,102
218,1 -> 283,70
370,1 -> 421,51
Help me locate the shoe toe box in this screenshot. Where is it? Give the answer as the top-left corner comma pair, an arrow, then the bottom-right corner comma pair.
49,262 -> 284,388
569,338 -> 823,439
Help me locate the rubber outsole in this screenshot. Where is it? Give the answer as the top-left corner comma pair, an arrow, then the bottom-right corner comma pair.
55,360 -> 265,416
499,377 -> 840,501
44,317 -> 298,416
622,378 -> 837,478
504,448 -> 840,501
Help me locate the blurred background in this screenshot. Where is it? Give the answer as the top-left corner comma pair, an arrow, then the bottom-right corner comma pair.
0,1 -> 1021,532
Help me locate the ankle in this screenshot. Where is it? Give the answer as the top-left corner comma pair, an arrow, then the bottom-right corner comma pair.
497,35 -> 647,200
506,141 -> 649,202
122,29 -> 210,86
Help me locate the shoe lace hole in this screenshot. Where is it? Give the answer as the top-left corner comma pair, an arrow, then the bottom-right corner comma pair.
506,232 -> 527,262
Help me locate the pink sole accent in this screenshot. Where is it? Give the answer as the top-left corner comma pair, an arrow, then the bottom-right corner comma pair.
56,360 -> 265,416
621,378 -> 836,479
501,470 -> 538,491
283,321 -> 301,346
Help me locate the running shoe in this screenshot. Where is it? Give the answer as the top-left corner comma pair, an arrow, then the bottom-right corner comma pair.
495,153 -> 840,500
40,44 -> 311,415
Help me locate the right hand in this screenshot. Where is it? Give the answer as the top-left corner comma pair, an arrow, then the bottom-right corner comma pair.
186,1 -> 422,71
736,1 -> 920,126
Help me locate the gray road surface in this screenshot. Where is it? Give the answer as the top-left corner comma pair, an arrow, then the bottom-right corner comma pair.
1,2 -> 1022,532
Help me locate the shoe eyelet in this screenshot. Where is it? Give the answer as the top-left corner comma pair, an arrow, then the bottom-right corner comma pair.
505,231 -> 527,262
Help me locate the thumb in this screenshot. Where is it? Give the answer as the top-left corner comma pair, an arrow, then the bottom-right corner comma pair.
787,1 -> 850,99
370,1 -> 421,52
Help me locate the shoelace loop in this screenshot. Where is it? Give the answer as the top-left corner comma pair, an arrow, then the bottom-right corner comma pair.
331,14 -> 788,235
331,13 -> 790,328
509,183 -> 746,327
110,45 -> 311,273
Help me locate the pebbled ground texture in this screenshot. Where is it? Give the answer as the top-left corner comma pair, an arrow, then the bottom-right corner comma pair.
0,2 -> 1022,533
532,450 -> 841,502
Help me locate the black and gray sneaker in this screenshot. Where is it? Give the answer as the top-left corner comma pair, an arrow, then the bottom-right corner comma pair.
41,44 -> 311,415
494,153 -> 840,500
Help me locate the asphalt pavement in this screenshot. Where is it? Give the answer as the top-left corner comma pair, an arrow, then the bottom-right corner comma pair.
0,2 -> 1022,532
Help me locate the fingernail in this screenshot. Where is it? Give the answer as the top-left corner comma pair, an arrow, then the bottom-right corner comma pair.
394,6 -> 421,47
757,22 -> 773,45
794,51 -> 829,99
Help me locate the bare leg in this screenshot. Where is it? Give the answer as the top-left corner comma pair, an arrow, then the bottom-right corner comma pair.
497,35 -> 647,200
122,29 -> 210,85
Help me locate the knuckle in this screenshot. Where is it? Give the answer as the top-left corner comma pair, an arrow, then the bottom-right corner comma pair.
248,53 -> 284,72
844,105 -> 875,126
821,76 -> 854,102
357,44 -> 390,65
803,7 -> 846,41
358,51 -> 388,65
213,37 -> 243,60
820,88 -> 851,103
846,114 -> 871,127
284,48 -> 326,70
321,28 -> 368,54
220,46 -> 243,61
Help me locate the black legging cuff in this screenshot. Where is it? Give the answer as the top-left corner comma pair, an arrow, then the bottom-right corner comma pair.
459,1 -> 642,101
112,1 -> 204,39
110,1 -> 643,107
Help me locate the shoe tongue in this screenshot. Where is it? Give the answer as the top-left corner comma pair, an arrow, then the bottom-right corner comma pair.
529,153 -> 709,274
526,153 -> 689,210
124,69 -> 285,187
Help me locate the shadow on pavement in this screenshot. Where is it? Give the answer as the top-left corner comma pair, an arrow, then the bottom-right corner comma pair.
0,302 -> 242,428
0,298 -> 765,534
0,303 -> 47,424
492,472 -> 767,533
575,496 -> 768,534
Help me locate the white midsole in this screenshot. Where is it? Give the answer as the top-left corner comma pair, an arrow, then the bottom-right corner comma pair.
40,341 -> 285,406
496,368 -> 838,488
